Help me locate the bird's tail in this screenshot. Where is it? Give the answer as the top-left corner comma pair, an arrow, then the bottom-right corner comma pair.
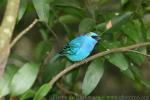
49,53 -> 61,64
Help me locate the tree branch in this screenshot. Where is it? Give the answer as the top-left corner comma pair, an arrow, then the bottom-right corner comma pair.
127,49 -> 150,57
0,0 -> 20,77
49,41 -> 150,87
10,19 -> 39,48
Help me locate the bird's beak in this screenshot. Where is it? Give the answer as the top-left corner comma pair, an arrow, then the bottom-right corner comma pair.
96,35 -> 101,41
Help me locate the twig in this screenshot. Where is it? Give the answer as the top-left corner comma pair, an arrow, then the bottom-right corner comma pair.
50,8 -> 70,34
56,83 -> 79,96
37,47 -> 56,84
49,42 -> 150,87
10,19 -> 39,48
127,49 -> 150,57
43,23 -> 60,45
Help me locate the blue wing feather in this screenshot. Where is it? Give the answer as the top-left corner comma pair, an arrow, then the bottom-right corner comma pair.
59,36 -> 84,55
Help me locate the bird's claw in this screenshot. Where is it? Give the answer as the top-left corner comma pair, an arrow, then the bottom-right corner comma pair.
83,59 -> 88,63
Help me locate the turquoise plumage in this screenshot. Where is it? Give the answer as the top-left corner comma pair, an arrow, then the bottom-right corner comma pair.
51,32 -> 100,62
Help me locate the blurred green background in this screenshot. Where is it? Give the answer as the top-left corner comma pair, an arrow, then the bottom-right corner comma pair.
0,0 -> 150,99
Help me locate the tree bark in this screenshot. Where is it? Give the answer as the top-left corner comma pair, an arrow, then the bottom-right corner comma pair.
0,0 -> 20,77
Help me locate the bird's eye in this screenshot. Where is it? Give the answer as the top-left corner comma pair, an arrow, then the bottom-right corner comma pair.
91,36 -> 97,39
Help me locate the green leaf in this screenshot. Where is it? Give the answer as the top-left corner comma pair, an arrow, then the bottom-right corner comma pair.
59,15 -> 80,24
95,22 -> 106,32
33,83 -> 51,100
111,12 -> 133,29
53,0 -> 84,18
17,0 -> 28,22
121,0 -> 128,5
19,89 -> 34,100
79,18 -> 96,33
108,53 -> 129,70
101,41 -> 128,70
10,63 -> 39,96
82,59 -> 104,95
96,12 -> 133,32
143,0 -> 150,6
52,0 -> 82,10
0,65 -> 18,97
65,61 -> 78,86
122,21 -> 141,42
130,65 -> 142,79
122,69 -> 135,80
126,52 -> 145,66
0,0 -> 4,4
140,80 -> 150,89
35,41 -> 51,62
102,41 -> 121,49
146,28 -> 150,40
39,29 -> 49,41
42,61 -> 65,82
58,7 -> 84,18
32,0 -> 49,23
48,11 -> 56,27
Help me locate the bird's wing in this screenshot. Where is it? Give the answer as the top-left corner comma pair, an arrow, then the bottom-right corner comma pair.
59,36 -> 84,55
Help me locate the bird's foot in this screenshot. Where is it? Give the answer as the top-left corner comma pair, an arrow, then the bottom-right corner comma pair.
83,59 -> 88,64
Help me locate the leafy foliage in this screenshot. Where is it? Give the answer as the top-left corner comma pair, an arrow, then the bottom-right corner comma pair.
33,83 -> 51,100
82,59 -> 104,95
10,63 -> 39,96
0,0 -> 150,99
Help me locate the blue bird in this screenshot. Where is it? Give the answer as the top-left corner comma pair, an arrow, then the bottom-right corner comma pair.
51,32 -> 100,62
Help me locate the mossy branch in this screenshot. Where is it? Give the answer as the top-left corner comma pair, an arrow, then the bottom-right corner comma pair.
0,0 -> 20,77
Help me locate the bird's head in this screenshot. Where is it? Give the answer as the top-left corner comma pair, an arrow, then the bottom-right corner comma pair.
86,32 -> 101,41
